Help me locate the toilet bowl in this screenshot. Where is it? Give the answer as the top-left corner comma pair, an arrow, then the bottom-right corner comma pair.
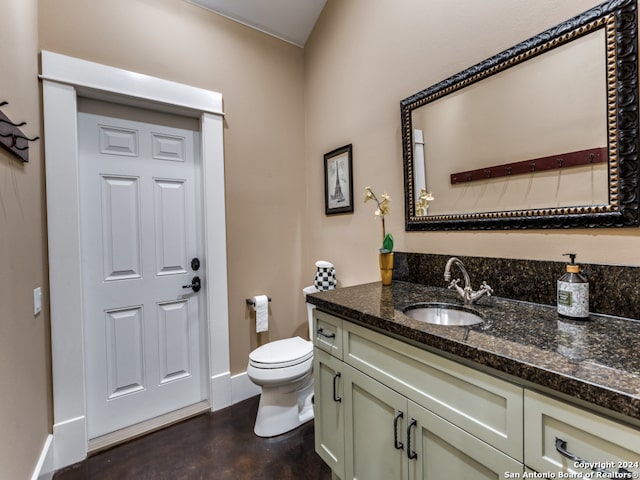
247,286 -> 318,437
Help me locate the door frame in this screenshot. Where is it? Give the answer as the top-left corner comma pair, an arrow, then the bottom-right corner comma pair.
41,51 -> 231,470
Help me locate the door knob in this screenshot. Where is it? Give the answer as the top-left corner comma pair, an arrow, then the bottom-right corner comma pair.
182,276 -> 201,292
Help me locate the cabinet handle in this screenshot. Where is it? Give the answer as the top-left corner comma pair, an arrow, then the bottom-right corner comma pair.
317,327 -> 336,339
332,372 -> 342,402
555,438 -> 631,476
393,411 -> 404,450
407,418 -> 418,460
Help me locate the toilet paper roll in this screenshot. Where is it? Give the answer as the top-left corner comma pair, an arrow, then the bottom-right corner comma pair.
252,295 -> 269,333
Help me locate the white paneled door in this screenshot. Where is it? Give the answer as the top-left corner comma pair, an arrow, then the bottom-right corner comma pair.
78,112 -> 205,439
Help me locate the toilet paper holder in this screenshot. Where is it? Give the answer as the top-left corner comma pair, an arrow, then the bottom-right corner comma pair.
246,297 -> 272,307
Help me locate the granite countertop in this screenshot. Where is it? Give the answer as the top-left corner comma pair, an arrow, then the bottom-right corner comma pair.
307,281 -> 640,422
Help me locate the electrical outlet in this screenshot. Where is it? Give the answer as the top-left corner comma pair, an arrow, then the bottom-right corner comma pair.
33,287 -> 42,316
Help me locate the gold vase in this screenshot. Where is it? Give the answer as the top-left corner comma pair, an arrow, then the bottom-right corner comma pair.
379,252 -> 394,286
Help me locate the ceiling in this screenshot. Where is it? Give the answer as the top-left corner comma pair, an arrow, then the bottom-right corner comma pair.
187,0 -> 327,48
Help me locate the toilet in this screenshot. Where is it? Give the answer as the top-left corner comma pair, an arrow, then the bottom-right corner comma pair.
247,285 -> 318,437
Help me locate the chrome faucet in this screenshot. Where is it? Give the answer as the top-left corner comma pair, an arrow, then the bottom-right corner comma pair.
443,257 -> 494,305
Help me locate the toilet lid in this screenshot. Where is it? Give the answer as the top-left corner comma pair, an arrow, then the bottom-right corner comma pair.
249,336 -> 313,369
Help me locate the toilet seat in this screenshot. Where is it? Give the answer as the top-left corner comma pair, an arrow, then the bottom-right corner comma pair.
249,336 -> 313,369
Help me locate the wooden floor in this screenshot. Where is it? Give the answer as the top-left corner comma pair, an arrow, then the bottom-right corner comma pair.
54,395 -> 332,480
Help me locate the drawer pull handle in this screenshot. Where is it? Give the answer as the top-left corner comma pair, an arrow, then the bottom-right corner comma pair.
407,418 -> 418,460
317,327 -> 336,339
332,372 -> 342,402
393,411 -> 404,450
555,438 -> 631,476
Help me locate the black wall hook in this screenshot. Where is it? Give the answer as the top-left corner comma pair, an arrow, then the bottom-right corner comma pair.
0,131 -> 40,150
0,117 -> 26,128
0,100 -> 39,162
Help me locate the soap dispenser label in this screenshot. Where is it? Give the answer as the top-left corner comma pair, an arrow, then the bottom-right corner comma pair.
557,290 -> 572,307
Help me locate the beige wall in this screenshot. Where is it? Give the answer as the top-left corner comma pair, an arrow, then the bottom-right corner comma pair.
304,0 -> 640,289
3,0 -> 638,475
38,0 -> 306,374
0,0 -> 51,478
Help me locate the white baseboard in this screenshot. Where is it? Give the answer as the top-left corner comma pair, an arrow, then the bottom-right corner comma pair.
231,371 -> 260,404
31,434 -> 54,480
210,370 -> 260,411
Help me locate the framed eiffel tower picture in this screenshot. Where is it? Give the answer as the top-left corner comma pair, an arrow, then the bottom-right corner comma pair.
324,144 -> 353,215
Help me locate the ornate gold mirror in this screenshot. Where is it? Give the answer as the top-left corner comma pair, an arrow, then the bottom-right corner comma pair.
401,0 -> 638,230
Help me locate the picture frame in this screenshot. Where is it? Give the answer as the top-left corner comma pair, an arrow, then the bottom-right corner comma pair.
324,144 -> 354,215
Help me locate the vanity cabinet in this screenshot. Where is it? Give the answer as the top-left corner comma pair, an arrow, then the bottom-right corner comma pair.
344,363 -> 522,480
313,310 -> 525,479
342,319 -> 524,461
524,390 -> 640,476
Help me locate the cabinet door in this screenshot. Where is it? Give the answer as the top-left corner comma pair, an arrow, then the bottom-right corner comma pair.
407,400 -> 523,480
314,348 -> 345,478
344,364 -> 408,480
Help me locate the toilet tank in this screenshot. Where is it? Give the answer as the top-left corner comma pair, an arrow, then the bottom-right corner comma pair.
302,285 -> 318,340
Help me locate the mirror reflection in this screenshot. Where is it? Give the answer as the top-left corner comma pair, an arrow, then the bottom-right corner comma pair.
413,29 -> 607,216
401,0 -> 639,230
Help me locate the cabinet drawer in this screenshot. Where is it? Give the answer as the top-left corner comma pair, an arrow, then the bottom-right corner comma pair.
313,310 -> 343,359
343,321 -> 523,461
524,390 -> 640,476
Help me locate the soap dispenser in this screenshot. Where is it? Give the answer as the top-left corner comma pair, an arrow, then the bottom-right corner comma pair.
557,253 -> 589,319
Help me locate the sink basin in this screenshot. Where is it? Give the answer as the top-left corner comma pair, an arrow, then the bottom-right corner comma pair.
403,303 -> 483,326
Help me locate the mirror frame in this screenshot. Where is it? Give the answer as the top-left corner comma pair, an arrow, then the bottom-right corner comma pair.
401,0 -> 639,231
